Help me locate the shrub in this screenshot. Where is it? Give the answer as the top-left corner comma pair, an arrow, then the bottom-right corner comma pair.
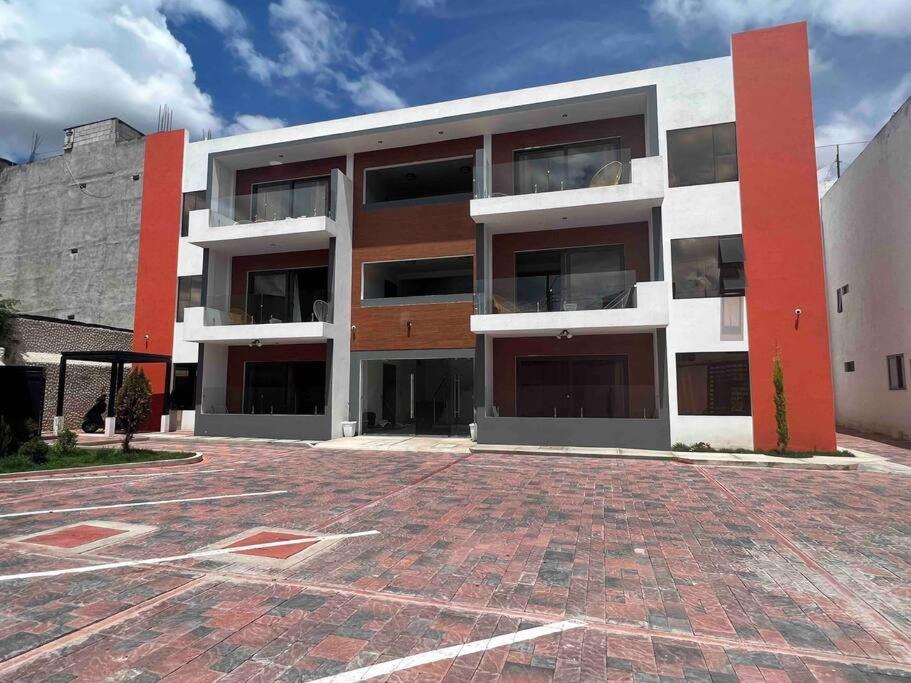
690,442 -> 715,452
116,368 -> 152,451
53,428 -> 79,455
773,352 -> 790,453
671,442 -> 690,452
19,437 -> 50,464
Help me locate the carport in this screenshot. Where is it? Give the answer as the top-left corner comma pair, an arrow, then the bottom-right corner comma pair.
53,351 -> 172,436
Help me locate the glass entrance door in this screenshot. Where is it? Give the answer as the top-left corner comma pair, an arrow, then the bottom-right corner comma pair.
361,358 -> 473,436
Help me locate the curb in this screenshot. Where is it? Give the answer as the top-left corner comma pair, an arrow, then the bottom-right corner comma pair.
468,445 -> 882,470
0,451 -> 204,480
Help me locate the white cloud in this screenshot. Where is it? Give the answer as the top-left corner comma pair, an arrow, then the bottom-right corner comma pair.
0,0 -> 293,158
649,0 -> 911,38
815,72 -> 911,180
224,114 -> 289,136
227,0 -> 407,113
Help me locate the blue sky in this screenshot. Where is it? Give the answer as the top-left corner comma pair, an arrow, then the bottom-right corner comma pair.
1,0 -> 909,176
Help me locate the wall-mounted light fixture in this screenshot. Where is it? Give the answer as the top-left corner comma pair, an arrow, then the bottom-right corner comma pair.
556,329 -> 572,340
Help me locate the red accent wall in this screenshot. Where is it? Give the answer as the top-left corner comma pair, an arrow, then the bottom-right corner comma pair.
491,334 -> 656,417
732,23 -> 836,451
491,222 -> 651,282
226,344 -> 327,412
132,130 -> 185,427
234,157 -> 345,197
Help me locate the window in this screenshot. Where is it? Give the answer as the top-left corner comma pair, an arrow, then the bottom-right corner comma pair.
181,190 -> 207,237
844,361 -> 855,373
251,176 -> 330,222
676,352 -> 751,415
836,284 -> 849,313
364,157 -> 473,205
512,245 -> 632,312
362,256 -> 473,301
667,123 -> 738,187
516,356 -> 635,418
243,361 -> 326,414
171,363 -> 197,410
247,267 -> 329,324
175,275 -> 202,322
671,235 -> 745,299
887,354 -> 906,390
514,138 -> 623,194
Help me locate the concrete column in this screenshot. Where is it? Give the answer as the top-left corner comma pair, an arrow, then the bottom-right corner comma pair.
329,169 -> 353,438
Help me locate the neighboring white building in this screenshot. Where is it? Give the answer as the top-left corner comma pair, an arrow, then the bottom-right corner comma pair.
821,97 -> 911,439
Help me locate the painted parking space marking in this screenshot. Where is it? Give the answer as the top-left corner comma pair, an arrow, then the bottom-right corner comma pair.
308,619 -> 585,682
0,530 -> 380,582
0,468 -> 235,484
0,490 -> 288,519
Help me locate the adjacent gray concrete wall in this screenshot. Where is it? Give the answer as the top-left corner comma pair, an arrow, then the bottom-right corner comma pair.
0,119 -> 145,329
4,315 -> 132,431
821,97 -> 911,439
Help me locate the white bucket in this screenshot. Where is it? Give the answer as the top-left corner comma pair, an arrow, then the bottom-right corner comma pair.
341,421 -> 357,438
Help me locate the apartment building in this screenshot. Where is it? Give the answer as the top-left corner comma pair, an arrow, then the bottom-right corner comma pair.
821,97 -> 911,440
132,21 -> 836,450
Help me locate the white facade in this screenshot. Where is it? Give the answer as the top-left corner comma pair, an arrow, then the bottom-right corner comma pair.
821,98 -> 911,439
168,54 -> 754,448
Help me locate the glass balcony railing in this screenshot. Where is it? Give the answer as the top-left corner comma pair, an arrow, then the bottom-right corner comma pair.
485,384 -> 658,420
200,386 -> 326,416
201,293 -> 333,326
473,147 -> 632,199
209,178 -> 332,227
474,270 -> 638,315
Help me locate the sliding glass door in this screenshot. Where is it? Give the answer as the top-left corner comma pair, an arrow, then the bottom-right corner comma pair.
516,355 -> 629,418
513,138 -> 622,194
246,267 -> 329,324
514,245 -> 626,312
361,358 -> 473,436
243,361 -> 326,415
251,176 -> 330,222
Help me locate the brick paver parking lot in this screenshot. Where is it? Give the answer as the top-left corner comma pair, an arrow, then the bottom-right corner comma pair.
0,434 -> 908,681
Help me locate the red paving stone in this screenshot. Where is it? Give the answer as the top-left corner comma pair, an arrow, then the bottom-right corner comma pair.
225,531 -> 317,559
0,432 -> 907,681
23,523 -> 125,549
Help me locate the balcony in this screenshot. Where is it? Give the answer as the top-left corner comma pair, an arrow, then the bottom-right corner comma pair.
471,271 -> 668,336
471,147 -> 664,232
187,169 -> 350,255
182,293 -> 333,345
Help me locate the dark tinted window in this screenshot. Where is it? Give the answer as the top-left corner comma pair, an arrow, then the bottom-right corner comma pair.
175,275 -> 202,322
251,176 -> 330,221
171,363 -> 197,410
516,356 -> 635,418
181,190 -> 207,237
362,256 -> 473,300
667,123 -> 738,187
676,352 -> 751,415
671,235 -> 744,299
887,354 -> 906,390
365,157 -> 473,205
247,267 -> 329,324
244,361 -> 326,414
844,361 -> 855,373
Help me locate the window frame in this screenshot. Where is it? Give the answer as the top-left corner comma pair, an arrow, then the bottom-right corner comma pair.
249,174 -> 331,222
675,351 -> 752,416
362,155 -> 475,208
666,122 -> 739,188
244,265 -> 330,324
175,275 -> 202,323
671,234 -> 745,300
360,254 -> 475,305
512,136 -> 623,194
241,360 -> 327,415
887,354 -> 906,390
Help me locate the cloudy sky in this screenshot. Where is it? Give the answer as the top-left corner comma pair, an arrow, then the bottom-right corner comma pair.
1,0 -> 909,176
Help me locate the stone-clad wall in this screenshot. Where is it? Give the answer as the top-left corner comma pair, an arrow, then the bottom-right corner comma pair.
4,316 -> 132,430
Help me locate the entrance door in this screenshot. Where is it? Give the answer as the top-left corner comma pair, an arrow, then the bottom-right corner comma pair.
362,358 -> 473,436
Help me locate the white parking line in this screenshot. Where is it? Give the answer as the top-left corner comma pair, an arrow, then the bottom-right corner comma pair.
309,619 -> 585,682
0,490 -> 288,519
0,468 -> 234,484
0,530 -> 380,582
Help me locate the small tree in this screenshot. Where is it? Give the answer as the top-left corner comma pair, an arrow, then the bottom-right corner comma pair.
773,352 -> 790,453
116,368 -> 152,451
